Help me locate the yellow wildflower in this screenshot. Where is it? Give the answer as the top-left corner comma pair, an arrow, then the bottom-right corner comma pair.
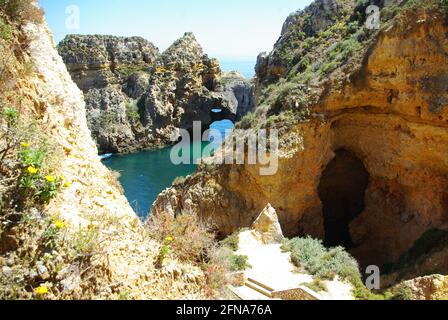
21,142 -> 30,148
165,236 -> 174,242
54,220 -> 66,229
27,166 -> 38,174
64,181 -> 71,188
45,175 -> 55,183
34,285 -> 49,295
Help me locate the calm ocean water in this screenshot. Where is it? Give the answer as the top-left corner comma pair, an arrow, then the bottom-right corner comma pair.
104,61 -> 253,218
104,120 -> 234,218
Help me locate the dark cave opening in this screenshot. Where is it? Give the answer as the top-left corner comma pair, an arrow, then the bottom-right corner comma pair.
318,149 -> 370,249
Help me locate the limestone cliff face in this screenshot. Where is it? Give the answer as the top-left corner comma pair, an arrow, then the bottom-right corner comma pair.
315,5 -> 448,268
152,0 -> 448,283
58,35 -> 159,91
58,35 -> 159,153
141,32 -> 224,144
0,7 -> 208,298
59,33 -> 253,153
216,72 -> 255,120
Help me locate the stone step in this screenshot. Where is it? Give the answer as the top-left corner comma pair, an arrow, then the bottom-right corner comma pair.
228,285 -> 273,300
247,277 -> 275,292
245,278 -> 274,298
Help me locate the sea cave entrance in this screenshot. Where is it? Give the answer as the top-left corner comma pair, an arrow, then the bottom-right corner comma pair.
318,149 -> 370,249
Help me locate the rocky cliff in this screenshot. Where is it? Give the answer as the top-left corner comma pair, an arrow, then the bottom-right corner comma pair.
0,1 -> 212,299
59,33 -> 254,154
152,0 -> 448,288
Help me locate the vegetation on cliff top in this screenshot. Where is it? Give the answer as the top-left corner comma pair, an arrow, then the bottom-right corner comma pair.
240,0 -> 448,134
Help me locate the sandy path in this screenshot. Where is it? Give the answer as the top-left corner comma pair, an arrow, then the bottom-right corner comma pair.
235,231 -> 354,300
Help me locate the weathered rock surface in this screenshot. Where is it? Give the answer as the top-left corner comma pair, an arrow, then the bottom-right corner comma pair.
400,275 -> 448,300
59,35 -> 159,91
252,204 -> 284,244
216,72 -> 254,120
59,33 -> 252,153
255,0 -> 353,83
58,35 -> 160,153
0,6 -> 212,299
140,32 -> 224,145
152,1 -> 448,289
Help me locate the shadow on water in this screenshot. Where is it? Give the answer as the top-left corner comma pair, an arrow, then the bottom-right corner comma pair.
103,120 -> 234,219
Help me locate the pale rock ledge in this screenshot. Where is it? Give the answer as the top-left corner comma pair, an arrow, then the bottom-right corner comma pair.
251,204 -> 285,245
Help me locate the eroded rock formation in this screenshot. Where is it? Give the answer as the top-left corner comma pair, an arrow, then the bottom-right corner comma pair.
1,4 -> 211,299
152,0 -> 448,285
215,72 -> 255,120
252,204 -> 285,244
59,33 -> 254,153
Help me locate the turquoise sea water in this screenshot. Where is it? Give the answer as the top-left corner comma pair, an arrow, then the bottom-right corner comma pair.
104,120 -> 234,218
103,60 -> 251,218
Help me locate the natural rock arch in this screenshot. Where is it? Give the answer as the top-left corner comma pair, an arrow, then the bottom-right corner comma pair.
318,149 -> 370,249
210,107 -> 236,124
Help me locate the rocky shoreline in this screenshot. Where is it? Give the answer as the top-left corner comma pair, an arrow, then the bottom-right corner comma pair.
59,33 -> 254,154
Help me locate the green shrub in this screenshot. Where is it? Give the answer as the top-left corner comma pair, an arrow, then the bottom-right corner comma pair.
321,61 -> 339,76
238,112 -> 257,130
125,100 -> 140,121
387,285 -> 414,300
18,143 -> 46,167
155,241 -> 171,269
282,236 -> 384,300
18,159 -> 64,205
0,17 -> 12,40
297,31 -> 306,40
0,107 -> 66,206
1,106 -> 18,125
339,38 -> 363,60
0,209 -> 112,300
296,55 -> 311,72
222,233 -> 239,251
305,278 -> 328,293
311,61 -> 323,73
228,254 -> 251,272
35,175 -> 63,204
282,237 -> 327,274
294,69 -> 313,84
346,21 -> 360,35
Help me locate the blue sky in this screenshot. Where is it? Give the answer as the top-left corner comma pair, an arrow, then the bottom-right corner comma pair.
39,0 -> 313,61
